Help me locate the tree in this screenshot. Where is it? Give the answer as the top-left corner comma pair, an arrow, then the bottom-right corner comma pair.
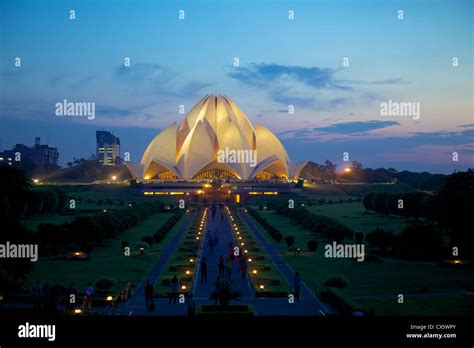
362,192 -> 376,211
398,223 -> 443,260
51,188 -> 68,211
366,228 -> 397,252
372,192 -> 390,215
141,235 -> 154,246
433,169 -> 474,260
95,278 -> 116,293
25,191 -> 44,216
307,240 -> 318,252
285,235 -> 295,248
38,190 -> 59,213
0,166 -> 31,221
354,232 -> 364,244
351,160 -> 363,174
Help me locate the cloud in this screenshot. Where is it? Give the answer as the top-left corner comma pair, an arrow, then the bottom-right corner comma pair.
228,63 -> 349,90
314,120 -> 400,134
115,63 -> 176,92
179,80 -> 215,96
342,77 -> 411,85
458,123 -> 474,128
268,88 -> 316,108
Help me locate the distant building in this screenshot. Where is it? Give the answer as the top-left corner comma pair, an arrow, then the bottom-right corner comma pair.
96,130 -> 120,166
0,137 -> 59,167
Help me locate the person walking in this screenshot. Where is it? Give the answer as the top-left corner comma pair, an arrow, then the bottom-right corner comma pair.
218,255 -> 225,277
294,272 -> 301,300
144,280 -> 154,311
239,256 -> 248,279
168,276 -> 179,304
224,256 -> 232,279
187,294 -> 196,317
31,280 -> 43,311
81,282 -> 94,309
200,257 -> 208,282
208,235 -> 215,254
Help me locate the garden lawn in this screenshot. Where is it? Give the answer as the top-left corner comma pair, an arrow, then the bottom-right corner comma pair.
27,212 -> 183,294
245,207 -> 474,315
357,295 -> 474,315
307,202 -> 410,234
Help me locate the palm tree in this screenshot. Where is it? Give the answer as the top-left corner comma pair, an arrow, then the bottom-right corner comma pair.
210,280 -> 242,306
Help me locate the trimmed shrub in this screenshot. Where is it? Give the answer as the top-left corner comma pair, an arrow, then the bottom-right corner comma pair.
323,275 -> 349,289
141,235 -> 154,246
121,241 -> 130,251
285,235 -> 295,248
354,232 -> 364,244
307,240 -> 318,252
95,278 -> 116,293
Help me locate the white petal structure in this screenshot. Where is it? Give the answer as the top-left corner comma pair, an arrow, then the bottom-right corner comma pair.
125,94 -> 290,180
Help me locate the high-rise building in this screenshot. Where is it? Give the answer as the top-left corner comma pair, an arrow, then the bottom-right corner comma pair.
96,130 -> 120,166
0,137 -> 59,167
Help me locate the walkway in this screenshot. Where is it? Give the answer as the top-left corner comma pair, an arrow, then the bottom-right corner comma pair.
239,209 -> 334,315
123,211 -> 195,316
193,205 -> 254,302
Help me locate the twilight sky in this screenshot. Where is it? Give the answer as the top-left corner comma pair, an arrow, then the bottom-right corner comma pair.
0,0 -> 472,173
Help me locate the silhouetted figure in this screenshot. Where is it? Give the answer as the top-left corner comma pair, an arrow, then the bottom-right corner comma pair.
47,285 -> 60,312
144,280 -> 154,311
81,282 -> 94,309
294,272 -> 301,300
168,276 -> 179,304
200,257 -> 208,282
240,256 -> 248,279
187,294 -> 196,316
31,280 -> 43,311
208,235 -> 215,254
224,256 -> 232,279
218,255 -> 225,277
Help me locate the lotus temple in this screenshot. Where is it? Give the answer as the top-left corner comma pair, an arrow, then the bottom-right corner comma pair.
124,95 -> 320,200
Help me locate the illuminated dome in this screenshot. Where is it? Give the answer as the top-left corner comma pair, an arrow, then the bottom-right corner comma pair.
125,94 -> 290,180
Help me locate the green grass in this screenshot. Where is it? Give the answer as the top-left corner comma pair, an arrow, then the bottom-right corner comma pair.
308,202 -> 411,234
358,296 -> 474,315
22,214 -> 83,231
27,212 -> 182,294
337,182 -> 415,196
245,207 -> 474,315
154,212 -> 201,297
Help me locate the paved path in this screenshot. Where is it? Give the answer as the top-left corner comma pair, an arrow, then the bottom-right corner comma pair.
239,209 -> 335,315
123,211 -> 195,316
193,205 -> 254,302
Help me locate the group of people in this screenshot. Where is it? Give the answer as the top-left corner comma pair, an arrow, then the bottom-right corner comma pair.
31,280 -> 99,312
144,277 -> 196,316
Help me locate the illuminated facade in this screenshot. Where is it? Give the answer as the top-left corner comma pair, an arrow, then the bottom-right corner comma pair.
125,94 -> 290,181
